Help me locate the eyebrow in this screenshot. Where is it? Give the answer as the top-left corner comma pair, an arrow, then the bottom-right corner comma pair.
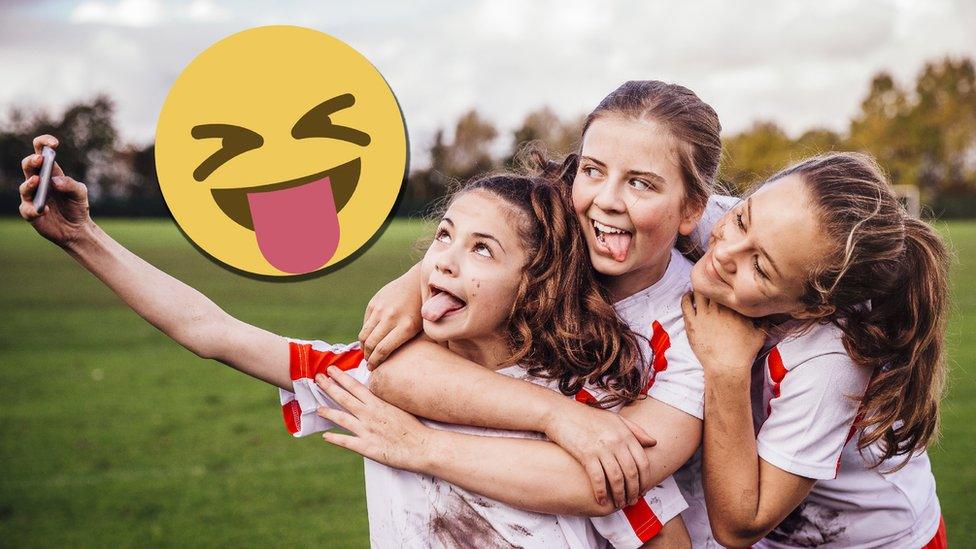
579,155 -> 666,184
746,197 -> 782,279
441,217 -> 506,253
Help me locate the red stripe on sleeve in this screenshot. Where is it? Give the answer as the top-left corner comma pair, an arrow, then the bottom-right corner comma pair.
766,347 -> 786,415
282,400 -> 302,434
307,346 -> 365,379
642,321 -> 672,394
622,498 -> 663,542
289,342 -> 307,381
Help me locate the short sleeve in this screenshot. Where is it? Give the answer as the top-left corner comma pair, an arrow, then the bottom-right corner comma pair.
278,338 -> 369,437
645,327 -> 705,420
756,350 -> 870,479
589,475 -> 688,548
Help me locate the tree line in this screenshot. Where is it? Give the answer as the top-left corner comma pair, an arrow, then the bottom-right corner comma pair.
2,56 -> 974,218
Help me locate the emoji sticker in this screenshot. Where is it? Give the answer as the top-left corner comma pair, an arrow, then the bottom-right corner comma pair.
155,25 -> 407,277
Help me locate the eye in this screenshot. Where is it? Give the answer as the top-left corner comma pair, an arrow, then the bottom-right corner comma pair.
629,178 -> 651,191
435,228 -> 451,244
191,124 -> 264,181
581,165 -> 601,178
473,242 -> 493,258
736,212 -> 746,231
754,257 -> 770,280
291,93 -> 371,146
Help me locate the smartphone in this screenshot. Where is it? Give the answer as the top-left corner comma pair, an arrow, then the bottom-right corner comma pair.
34,146 -> 56,213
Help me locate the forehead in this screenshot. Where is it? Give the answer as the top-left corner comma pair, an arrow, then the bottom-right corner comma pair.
444,190 -> 524,242
750,175 -> 831,281
581,115 -> 682,177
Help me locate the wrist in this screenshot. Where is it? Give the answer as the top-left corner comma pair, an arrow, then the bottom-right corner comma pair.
412,426 -> 449,474
63,219 -> 100,255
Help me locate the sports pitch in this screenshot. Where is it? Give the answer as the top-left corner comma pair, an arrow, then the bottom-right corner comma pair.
1,218 -> 973,547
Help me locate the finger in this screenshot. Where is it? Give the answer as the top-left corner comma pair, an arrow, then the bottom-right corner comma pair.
327,365 -> 378,405
362,317 -> 395,360
367,325 -> 414,369
616,450 -> 640,506
601,453 -> 627,509
323,431 -> 370,456
621,416 -> 656,448
681,292 -> 695,318
627,438 -> 653,496
32,135 -> 58,155
361,302 -> 375,332
358,307 -> 381,348
316,373 -> 366,414
584,458 -> 609,507
693,290 -> 707,312
316,406 -> 363,434
19,175 -> 39,201
21,154 -> 42,179
19,201 -> 40,221
52,176 -> 87,200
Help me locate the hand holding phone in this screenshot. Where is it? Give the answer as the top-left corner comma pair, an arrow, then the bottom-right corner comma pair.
34,145 -> 56,214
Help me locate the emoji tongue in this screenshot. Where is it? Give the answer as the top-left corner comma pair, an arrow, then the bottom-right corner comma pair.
247,176 -> 339,274
421,292 -> 466,322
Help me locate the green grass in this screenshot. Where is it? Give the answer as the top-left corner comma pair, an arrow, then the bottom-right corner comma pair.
0,218 -> 974,547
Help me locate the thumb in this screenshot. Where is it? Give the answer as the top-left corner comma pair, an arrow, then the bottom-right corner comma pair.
621,416 -> 656,448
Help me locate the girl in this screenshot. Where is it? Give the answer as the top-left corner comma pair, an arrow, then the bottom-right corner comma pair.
329,80 -> 726,547
18,138 -> 690,547
683,153 -> 948,548
352,152 -> 949,547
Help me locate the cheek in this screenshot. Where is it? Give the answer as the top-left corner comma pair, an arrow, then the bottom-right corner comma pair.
571,179 -> 591,215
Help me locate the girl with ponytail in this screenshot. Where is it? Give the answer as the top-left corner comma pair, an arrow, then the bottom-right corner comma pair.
684,152 -> 949,547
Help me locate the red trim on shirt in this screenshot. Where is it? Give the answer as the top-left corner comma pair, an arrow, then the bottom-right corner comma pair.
922,516 -> 947,549
642,321 -> 671,394
288,342 -> 364,381
575,388 -> 598,406
766,347 -> 787,415
282,400 -> 302,434
622,498 -> 663,542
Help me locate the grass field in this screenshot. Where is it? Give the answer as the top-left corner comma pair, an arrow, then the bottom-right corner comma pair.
1,217 -> 974,547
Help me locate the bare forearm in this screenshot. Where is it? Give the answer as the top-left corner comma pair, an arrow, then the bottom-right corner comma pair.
370,340 -> 563,432
702,368 -> 764,544
419,428 -> 615,516
65,222 -> 231,358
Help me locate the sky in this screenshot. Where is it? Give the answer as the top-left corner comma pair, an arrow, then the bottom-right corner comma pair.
2,0 -> 975,167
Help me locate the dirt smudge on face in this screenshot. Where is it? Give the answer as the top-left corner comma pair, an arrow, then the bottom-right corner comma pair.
766,501 -> 846,547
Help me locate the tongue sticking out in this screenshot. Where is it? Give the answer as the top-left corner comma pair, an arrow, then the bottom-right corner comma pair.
247,176 -> 340,274
602,232 -> 632,262
421,292 -> 466,322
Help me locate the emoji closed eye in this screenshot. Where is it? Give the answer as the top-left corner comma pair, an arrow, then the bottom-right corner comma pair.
191,124 -> 264,181
292,93 -> 371,146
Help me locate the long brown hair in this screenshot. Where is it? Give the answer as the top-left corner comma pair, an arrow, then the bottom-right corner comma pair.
768,152 -> 950,469
443,173 -> 646,408
533,80 -> 722,244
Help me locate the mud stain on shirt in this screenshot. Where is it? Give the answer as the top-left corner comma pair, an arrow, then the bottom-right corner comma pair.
766,501 -> 847,547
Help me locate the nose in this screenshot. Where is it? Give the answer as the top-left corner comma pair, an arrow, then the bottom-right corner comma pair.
592,177 -> 625,213
712,217 -> 745,273
434,244 -> 460,277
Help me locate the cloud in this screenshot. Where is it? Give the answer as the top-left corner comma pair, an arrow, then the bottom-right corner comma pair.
2,0 -> 974,166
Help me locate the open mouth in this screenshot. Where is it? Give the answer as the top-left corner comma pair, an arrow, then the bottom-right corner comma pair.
210,158 -> 360,274
591,219 -> 633,262
422,283 -> 468,322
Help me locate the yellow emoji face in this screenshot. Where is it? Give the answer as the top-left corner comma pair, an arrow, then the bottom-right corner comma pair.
155,26 -> 407,277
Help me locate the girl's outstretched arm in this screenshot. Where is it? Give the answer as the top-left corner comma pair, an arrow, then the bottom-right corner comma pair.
19,135 -> 291,390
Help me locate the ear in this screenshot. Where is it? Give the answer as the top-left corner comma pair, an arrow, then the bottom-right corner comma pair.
790,303 -> 836,320
678,198 -> 707,237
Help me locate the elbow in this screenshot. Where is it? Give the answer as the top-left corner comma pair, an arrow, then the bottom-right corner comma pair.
710,521 -> 768,548
185,311 -> 230,360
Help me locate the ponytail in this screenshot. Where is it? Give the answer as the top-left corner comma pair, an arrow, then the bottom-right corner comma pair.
772,153 -> 951,469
